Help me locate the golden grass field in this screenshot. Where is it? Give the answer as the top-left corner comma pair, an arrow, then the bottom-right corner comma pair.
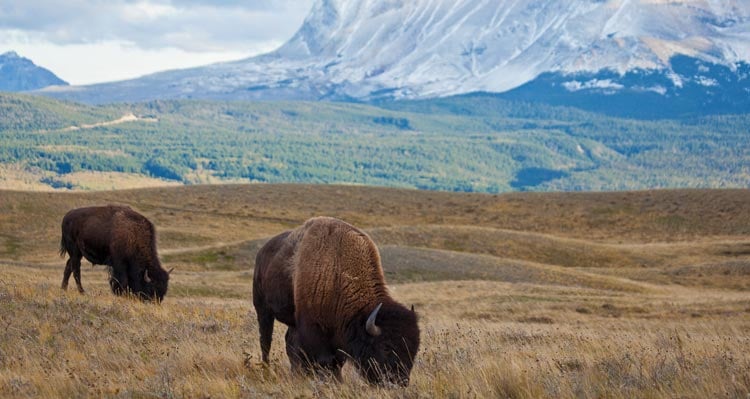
1,184 -> 749,398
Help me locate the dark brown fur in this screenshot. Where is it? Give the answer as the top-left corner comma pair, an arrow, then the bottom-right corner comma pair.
253,216 -> 420,386
59,205 -> 169,302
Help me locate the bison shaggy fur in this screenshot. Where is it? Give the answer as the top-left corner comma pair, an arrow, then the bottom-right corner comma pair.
59,205 -> 169,302
253,216 -> 420,386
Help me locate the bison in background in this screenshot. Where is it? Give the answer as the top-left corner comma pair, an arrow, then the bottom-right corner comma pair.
59,205 -> 170,302
253,216 -> 420,386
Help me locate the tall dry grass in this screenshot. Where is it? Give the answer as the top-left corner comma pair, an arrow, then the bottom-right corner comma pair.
1,264 -> 748,398
1,185 -> 749,398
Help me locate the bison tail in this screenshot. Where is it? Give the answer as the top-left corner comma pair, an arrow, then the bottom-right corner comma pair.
59,238 -> 68,258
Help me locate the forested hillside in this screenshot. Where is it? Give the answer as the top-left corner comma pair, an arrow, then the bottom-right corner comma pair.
1,92 -> 748,192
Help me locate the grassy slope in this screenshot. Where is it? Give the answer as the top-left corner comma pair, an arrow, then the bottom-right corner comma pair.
1,184 -> 749,397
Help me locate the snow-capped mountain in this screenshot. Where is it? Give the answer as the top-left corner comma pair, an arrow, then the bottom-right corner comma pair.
0,51 -> 68,91
40,0 -> 750,115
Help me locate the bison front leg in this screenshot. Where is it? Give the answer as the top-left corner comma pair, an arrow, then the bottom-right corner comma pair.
109,261 -> 129,296
285,327 -> 304,373
127,265 -> 145,299
292,317 -> 343,379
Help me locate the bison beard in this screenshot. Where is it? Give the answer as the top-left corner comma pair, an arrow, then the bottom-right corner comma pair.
253,216 -> 420,386
59,205 -> 170,302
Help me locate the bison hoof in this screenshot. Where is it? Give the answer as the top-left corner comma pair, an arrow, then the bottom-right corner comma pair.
242,357 -> 268,372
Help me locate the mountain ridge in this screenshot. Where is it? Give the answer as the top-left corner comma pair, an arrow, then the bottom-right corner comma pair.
0,51 -> 68,91
36,0 -> 750,116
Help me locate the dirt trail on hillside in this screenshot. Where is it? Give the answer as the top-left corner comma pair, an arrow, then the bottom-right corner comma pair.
58,113 -> 158,132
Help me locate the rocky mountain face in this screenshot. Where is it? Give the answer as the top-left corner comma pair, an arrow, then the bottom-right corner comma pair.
38,0 -> 750,116
0,51 -> 68,92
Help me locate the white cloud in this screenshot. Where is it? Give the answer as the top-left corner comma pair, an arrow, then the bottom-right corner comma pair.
0,0 -> 314,84
0,0 -> 314,50
122,2 -> 180,21
1,36 -> 277,85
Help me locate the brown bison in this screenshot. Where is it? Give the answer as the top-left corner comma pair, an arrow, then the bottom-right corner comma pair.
59,205 -> 170,302
253,216 -> 420,386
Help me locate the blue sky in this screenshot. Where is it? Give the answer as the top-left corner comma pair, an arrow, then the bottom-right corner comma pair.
0,0 -> 314,84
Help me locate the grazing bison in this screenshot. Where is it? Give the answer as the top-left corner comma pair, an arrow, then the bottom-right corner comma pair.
59,205 -> 170,302
253,216 -> 420,386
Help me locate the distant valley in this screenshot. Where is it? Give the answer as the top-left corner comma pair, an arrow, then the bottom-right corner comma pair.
1,92 -> 748,192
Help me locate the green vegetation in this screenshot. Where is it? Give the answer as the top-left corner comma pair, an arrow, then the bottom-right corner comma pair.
1,92 -> 748,192
0,93 -> 119,131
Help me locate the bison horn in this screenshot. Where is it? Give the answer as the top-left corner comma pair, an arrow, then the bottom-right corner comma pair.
144,271 -> 152,283
411,304 -> 415,313
168,267 -> 175,274
366,302 -> 383,337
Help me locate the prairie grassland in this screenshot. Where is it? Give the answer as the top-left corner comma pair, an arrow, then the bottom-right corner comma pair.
1,185 -> 749,398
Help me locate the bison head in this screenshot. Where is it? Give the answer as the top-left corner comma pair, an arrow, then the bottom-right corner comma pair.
350,302 -> 420,386
142,268 -> 171,302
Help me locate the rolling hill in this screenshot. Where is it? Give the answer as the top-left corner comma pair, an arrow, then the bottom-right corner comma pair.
1,184 -> 749,397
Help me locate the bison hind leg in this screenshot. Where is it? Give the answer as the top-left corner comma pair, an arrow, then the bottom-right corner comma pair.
61,259 -> 73,291
257,306 -> 275,363
62,255 -> 84,293
72,257 -> 85,293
